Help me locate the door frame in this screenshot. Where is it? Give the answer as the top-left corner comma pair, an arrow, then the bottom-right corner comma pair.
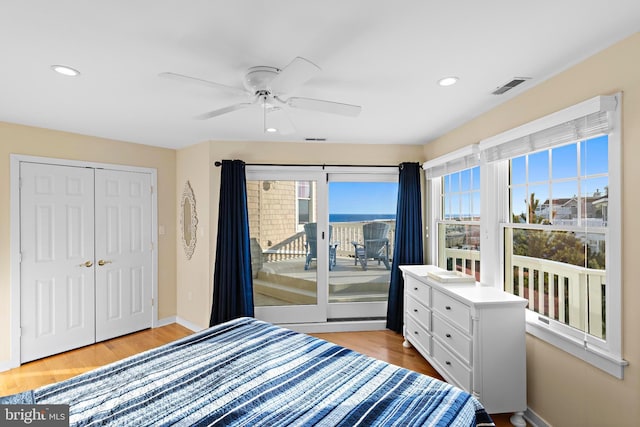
9,154 -> 159,369
326,171 -> 398,320
246,165 -> 398,327
246,166 -> 330,324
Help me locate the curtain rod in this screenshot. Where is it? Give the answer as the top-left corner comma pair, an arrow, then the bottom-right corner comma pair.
214,161 -> 404,169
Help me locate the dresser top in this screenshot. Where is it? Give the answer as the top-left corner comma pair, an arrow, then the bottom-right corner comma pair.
400,265 -> 528,306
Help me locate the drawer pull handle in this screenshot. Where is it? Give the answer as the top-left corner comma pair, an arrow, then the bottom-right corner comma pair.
445,306 -> 452,310
414,331 -> 419,335
414,287 -> 418,291
445,361 -> 452,366
413,309 -> 418,313
445,333 -> 452,338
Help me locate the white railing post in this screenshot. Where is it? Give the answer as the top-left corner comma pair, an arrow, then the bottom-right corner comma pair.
587,270 -> 605,339
548,272 -> 555,321
570,269 -> 586,332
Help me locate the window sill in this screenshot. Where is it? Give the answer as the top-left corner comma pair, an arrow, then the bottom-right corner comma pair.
526,319 -> 628,379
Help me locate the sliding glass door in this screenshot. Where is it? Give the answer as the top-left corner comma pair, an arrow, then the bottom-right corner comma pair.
246,168 -> 328,323
246,166 -> 398,324
327,174 -> 398,320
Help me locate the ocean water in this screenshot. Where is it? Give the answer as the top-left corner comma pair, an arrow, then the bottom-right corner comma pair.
330,213 -> 396,223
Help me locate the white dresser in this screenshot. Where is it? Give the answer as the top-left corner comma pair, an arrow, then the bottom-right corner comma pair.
400,265 -> 528,426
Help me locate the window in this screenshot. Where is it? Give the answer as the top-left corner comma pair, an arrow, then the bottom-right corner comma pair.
296,181 -> 312,226
478,94 -> 625,378
438,166 -> 481,280
423,145 -> 480,280
505,137 -> 608,341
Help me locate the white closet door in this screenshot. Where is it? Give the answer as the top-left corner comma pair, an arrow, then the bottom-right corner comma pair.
20,163 -> 96,363
94,169 -> 153,341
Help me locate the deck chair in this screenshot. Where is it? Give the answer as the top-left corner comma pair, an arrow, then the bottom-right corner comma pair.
304,223 -> 337,270
351,222 -> 391,270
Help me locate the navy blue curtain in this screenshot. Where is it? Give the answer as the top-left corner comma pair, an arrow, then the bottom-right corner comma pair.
386,162 -> 424,332
210,160 -> 254,326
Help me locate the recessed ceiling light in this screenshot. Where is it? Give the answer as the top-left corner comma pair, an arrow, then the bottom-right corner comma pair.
265,127 -> 278,133
51,65 -> 80,77
437,76 -> 458,87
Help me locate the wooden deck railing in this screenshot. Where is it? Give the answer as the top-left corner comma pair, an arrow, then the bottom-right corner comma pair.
443,247 -> 606,339
331,220 -> 396,258
261,220 -> 396,263
505,255 -> 605,339
262,231 -> 306,262
441,247 -> 480,281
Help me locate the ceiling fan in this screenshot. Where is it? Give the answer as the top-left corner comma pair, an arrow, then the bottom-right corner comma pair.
159,57 -> 362,134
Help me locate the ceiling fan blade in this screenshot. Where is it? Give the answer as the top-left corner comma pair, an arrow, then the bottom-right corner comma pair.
266,107 -> 296,135
287,97 -> 362,117
158,72 -> 247,96
194,102 -> 253,120
269,57 -> 321,95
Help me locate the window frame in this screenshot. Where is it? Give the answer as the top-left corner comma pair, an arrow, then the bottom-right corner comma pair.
435,166 -> 481,279
295,180 -> 313,229
423,145 -> 480,269
480,94 -> 626,378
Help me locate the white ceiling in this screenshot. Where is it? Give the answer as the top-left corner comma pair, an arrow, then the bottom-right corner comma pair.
1,1 -> 639,150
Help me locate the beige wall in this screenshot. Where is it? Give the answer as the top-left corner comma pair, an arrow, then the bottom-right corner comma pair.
174,140 -> 424,329
424,33 -> 640,426
0,123 -> 177,363
175,141 -> 213,328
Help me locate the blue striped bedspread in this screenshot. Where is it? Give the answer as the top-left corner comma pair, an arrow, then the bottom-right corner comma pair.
3,317 -> 494,426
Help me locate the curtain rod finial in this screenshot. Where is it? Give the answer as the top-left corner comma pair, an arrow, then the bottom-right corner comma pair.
214,161 -> 222,167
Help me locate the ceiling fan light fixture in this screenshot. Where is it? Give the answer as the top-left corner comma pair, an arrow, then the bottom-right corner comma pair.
51,64 -> 81,77
437,76 -> 458,87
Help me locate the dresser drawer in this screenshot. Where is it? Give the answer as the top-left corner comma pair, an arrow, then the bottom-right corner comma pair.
432,314 -> 472,363
433,339 -> 472,391
406,276 -> 431,305
406,296 -> 431,330
432,290 -> 471,333
405,316 -> 431,356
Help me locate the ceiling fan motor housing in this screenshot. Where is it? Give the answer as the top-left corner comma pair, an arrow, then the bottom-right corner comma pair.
244,66 -> 280,94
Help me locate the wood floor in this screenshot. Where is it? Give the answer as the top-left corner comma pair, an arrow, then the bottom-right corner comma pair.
0,324 -> 514,426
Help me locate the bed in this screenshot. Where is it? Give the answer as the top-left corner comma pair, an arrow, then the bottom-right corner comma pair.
1,317 -> 494,426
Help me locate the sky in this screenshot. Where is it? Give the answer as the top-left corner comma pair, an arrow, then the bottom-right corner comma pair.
329,182 -> 398,215
325,137 -> 608,218
510,136 -> 609,217
440,136 -> 609,219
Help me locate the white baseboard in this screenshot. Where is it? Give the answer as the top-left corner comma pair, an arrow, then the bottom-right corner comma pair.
278,320 -> 387,334
524,407 -> 550,427
156,316 -> 177,327
0,359 -> 19,373
156,316 -> 204,332
174,317 -> 205,332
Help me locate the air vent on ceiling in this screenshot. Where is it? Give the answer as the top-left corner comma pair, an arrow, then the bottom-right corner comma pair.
305,137 -> 327,141
491,77 -> 531,95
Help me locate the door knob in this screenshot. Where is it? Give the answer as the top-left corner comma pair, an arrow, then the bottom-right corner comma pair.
79,260 -> 93,268
98,259 -> 113,266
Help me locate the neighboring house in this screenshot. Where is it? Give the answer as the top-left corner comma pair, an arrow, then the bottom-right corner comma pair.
535,189 -> 606,226
247,180 -> 301,253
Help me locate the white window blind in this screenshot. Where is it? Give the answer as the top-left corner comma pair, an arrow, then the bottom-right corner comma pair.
422,144 -> 479,179
479,95 -> 617,162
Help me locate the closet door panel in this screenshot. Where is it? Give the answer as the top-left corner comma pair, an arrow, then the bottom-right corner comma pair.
20,163 -> 96,363
95,169 -> 153,341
